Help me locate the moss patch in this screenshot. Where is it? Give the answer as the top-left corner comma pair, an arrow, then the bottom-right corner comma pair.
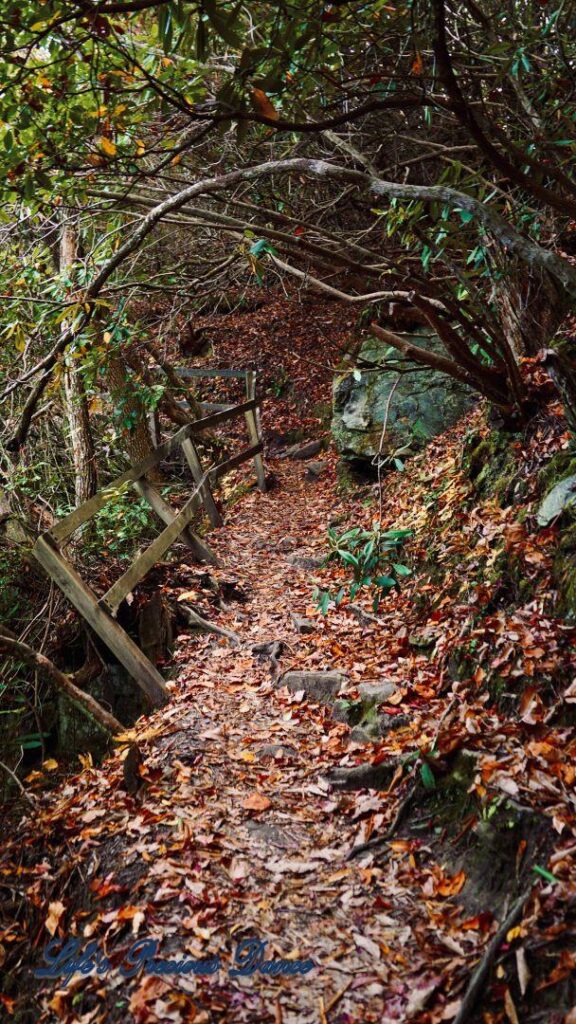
462,428 -> 519,505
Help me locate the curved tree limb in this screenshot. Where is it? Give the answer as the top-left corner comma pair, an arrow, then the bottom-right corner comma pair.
369,322 -> 512,410
5,157 -> 575,446
0,626 -> 123,735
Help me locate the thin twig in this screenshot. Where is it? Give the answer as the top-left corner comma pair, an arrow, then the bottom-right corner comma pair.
325,978 -> 353,1014
0,760 -> 38,808
347,775 -> 417,860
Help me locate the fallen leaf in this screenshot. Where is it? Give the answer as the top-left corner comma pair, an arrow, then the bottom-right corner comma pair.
242,792 -> 271,812
45,900 -> 65,936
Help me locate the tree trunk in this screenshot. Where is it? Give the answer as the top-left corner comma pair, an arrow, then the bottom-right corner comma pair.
498,265 -> 569,361
60,217 -> 98,507
498,264 -> 576,427
106,352 -> 162,480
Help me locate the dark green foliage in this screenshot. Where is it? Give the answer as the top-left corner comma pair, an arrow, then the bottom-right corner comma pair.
314,522 -> 413,613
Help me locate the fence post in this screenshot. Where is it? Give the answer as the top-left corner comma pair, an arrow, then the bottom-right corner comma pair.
33,536 -> 168,708
134,478 -> 218,565
180,437 -> 223,527
245,370 -> 266,492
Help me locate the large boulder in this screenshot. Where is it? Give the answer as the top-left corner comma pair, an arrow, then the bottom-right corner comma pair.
332,331 -> 474,463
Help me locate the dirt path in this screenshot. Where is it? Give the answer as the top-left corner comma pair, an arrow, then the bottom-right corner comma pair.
5,456 -> 517,1022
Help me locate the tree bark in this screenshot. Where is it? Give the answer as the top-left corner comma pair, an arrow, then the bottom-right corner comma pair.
60,217 -> 98,507
106,351 -> 162,480
498,265 -> 570,360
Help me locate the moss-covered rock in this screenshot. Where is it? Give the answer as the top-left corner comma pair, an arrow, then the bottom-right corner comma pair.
332,331 -> 474,464
538,449 -> 576,492
461,427 -> 519,505
536,448 -> 576,616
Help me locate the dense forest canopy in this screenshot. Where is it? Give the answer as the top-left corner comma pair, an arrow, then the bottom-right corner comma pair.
1,0 -> 576,444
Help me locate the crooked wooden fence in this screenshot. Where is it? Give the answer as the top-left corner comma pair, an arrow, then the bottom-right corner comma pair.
33,369 -> 265,709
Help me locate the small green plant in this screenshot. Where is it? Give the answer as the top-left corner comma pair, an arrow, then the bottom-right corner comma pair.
269,366 -> 291,398
314,522 -> 413,614
89,488 -> 157,560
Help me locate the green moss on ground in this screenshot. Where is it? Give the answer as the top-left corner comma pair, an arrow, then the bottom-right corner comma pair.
462,428 -> 519,505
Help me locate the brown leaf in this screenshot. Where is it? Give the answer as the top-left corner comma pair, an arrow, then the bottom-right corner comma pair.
242,791 -> 271,812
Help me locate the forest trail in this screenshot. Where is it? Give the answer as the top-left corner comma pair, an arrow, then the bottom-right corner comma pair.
7,451 -> 467,1023
6,422 -> 576,1024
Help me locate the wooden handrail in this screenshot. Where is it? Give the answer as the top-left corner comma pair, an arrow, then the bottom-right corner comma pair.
175,367 -> 248,379
49,398 -> 258,542
32,373 -> 266,711
100,471 -> 209,614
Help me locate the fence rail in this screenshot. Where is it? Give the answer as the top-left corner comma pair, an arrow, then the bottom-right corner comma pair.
33,369 -> 265,711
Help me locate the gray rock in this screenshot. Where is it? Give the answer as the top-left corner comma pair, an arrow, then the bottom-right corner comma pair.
290,613 -> 316,635
286,549 -> 324,569
348,603 -> 379,625
284,438 -> 325,460
331,699 -> 355,724
324,760 -> 399,791
349,725 -> 378,744
537,474 -> 576,526
378,713 -> 410,734
256,743 -> 296,759
305,461 -> 327,481
278,670 -> 347,703
358,680 -> 396,703
332,330 -> 474,464
246,821 -> 300,849
277,536 -> 298,552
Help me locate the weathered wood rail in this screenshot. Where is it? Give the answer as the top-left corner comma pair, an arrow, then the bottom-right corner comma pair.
33,369 -> 265,712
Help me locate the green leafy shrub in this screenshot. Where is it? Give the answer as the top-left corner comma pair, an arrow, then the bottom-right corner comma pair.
314,522 -> 413,614
89,488 -> 158,560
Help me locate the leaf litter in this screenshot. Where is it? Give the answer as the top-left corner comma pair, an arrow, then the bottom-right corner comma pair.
1,297 -> 576,1022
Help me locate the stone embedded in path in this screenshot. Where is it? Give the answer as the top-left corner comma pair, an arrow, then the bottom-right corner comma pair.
286,549 -> 324,569
277,536 -> 298,552
378,713 -> 409,734
305,460 -> 328,482
278,670 -> 347,703
290,613 -> 316,635
358,680 -> 396,703
256,743 -> 297,760
349,725 -> 378,744
282,438 -> 325,461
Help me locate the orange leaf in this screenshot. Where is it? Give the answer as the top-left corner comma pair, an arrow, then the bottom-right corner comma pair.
242,792 -> 272,812
411,52 -> 423,75
97,136 -> 117,157
251,88 -> 279,120
436,870 -> 466,896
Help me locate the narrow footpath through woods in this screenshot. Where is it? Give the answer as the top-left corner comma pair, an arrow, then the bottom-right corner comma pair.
4,428 -> 576,1024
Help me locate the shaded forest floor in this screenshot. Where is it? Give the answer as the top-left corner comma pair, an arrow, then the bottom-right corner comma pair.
2,296 -> 576,1023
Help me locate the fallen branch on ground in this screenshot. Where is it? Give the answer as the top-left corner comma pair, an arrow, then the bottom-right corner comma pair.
0,626 -> 123,735
175,603 -> 240,645
347,777 -> 417,860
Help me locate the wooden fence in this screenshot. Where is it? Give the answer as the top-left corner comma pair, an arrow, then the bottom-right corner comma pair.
33,369 -> 265,709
